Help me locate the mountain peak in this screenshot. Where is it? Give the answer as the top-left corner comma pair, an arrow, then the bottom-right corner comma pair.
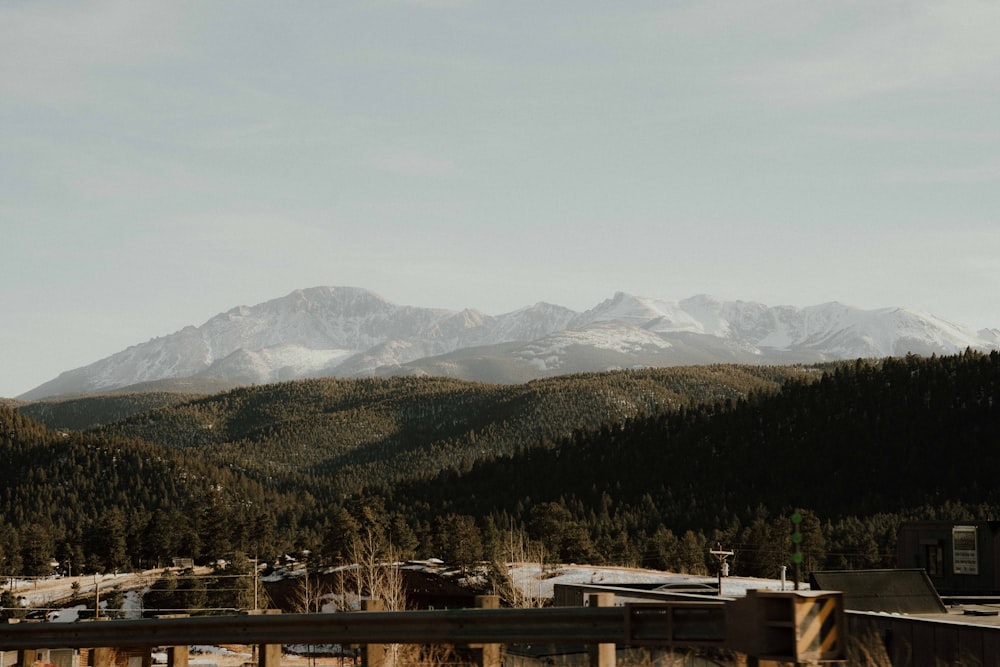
18,289 -> 1000,400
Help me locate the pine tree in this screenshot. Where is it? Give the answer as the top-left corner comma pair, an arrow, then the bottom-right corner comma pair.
19,523 -> 55,577
433,514 -> 483,571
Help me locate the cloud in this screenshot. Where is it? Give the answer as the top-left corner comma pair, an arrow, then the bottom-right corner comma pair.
368,150 -> 459,176
819,123 -> 1000,144
395,0 -> 474,7
0,1 -> 185,106
729,1 -> 1000,106
882,162 -> 1000,185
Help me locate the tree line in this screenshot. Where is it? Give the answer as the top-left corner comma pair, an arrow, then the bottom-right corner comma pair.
2,352 -> 999,594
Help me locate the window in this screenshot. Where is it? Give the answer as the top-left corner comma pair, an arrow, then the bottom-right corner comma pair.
924,543 -> 943,577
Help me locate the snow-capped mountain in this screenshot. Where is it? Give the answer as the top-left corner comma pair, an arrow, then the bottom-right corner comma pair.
19,287 -> 1000,399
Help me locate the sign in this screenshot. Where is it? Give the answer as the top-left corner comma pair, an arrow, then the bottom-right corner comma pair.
725,589 -> 845,662
953,525 -> 979,575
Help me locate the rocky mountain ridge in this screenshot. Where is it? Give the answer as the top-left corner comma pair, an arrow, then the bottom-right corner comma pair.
20,286 -> 1000,399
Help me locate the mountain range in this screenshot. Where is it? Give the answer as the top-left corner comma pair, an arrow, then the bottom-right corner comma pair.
20,286 -> 1000,400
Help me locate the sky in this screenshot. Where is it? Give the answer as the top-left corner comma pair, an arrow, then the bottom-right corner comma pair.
3,0 -> 1000,398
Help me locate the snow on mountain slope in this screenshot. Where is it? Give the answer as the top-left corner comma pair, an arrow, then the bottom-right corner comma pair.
753,303 -> 989,357
979,328 -> 1000,345
18,287 -> 1000,399
19,287 -> 574,398
495,302 -> 578,340
572,292 -> 705,333
516,321 -> 676,373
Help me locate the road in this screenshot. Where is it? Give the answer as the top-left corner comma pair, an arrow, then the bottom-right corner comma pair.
5,567 -> 214,615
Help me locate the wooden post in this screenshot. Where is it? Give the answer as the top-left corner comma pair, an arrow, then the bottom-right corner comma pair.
166,646 -> 188,667
251,609 -> 282,667
587,594 -> 615,667
258,644 -> 281,667
90,648 -> 115,667
16,649 -> 37,667
361,599 -> 385,667
469,595 -> 501,667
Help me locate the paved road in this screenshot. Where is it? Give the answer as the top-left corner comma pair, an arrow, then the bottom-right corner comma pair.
5,567 -> 213,616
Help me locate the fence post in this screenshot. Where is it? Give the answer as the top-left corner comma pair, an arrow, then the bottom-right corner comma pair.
249,610 -> 283,667
90,648 -> 115,667
469,596 -> 501,667
258,644 -> 281,667
361,599 -> 385,667
166,646 -> 188,667
587,594 -> 616,667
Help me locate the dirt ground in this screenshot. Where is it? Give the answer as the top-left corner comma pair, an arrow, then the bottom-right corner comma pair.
187,647 -> 354,667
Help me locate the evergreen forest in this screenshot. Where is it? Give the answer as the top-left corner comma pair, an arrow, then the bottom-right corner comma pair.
2,352 -> 999,595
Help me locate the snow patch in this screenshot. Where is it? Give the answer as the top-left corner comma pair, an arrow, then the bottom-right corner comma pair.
21,287 -> 1000,399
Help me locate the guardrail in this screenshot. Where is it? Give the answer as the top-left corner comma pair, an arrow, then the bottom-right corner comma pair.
0,604 -> 724,650
1,591 -> 846,665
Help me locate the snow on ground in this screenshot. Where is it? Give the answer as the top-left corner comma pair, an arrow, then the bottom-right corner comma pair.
5,568 -> 210,621
7,563 -> 801,619
8,571 -> 149,607
510,563 -> 807,600
45,604 -> 87,623
2,561 -> 811,667
190,646 -> 253,660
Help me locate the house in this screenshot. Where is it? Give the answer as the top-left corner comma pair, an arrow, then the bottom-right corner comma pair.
896,520 -> 1000,596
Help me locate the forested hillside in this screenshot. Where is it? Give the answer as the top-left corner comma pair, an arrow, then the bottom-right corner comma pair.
0,405 -> 304,577
18,391 -> 202,431
3,353 -> 998,586
385,350 -> 1000,576
85,366 -> 808,498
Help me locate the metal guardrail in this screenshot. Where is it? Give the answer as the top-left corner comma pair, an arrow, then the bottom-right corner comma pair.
1,592 -> 847,664
0,604 -> 724,651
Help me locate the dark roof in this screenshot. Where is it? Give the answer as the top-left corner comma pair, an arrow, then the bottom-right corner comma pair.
263,567 -> 476,612
400,568 -> 478,609
809,569 -> 947,614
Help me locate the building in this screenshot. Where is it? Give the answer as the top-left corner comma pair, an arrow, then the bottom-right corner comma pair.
897,520 -> 1000,596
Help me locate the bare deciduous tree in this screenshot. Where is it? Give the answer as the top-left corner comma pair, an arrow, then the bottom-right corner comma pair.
349,527 -> 409,667
488,523 -> 546,608
349,527 -> 406,612
290,567 -> 331,614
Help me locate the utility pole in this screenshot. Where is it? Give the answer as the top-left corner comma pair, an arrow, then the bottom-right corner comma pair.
709,544 -> 734,597
253,556 -> 259,612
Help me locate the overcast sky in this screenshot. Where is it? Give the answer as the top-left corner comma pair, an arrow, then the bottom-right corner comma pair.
3,1 -> 1000,398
